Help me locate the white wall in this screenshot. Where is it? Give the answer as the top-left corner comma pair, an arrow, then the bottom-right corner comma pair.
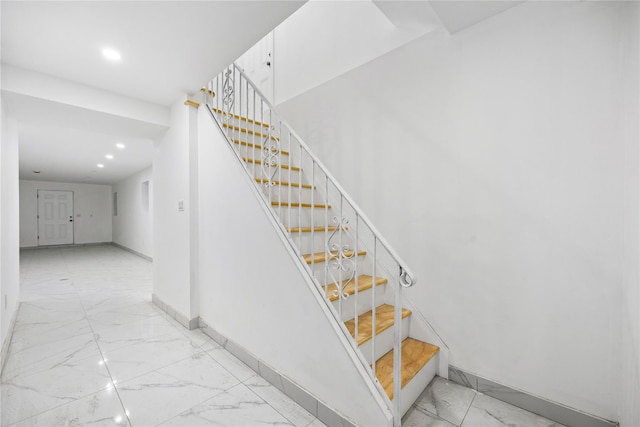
1,94 -> 20,368
273,0 -> 435,105
276,1 -> 636,422
19,180 -> 112,247
152,98 -> 196,321
112,168 -> 153,258
2,65 -> 170,129
197,107 -> 391,426
620,3 -> 640,426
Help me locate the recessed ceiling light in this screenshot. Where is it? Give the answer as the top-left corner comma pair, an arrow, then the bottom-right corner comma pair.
116,143 -> 125,149
97,164 -> 105,168
102,48 -> 121,61
33,170 -> 41,174
105,154 -> 114,159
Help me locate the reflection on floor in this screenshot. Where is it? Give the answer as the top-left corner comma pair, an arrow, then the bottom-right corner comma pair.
2,246 -> 564,427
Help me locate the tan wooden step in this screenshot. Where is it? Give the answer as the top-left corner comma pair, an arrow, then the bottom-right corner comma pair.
256,179 -> 313,189
303,250 -> 366,264
212,107 -> 270,128
288,226 -> 338,233
272,202 -> 330,209
223,123 -> 278,140
345,304 -> 411,346
325,275 -> 387,302
243,158 -> 300,171
200,87 -> 216,98
374,338 -> 440,400
233,139 -> 289,156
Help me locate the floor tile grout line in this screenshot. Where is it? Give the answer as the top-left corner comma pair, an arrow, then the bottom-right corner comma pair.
3,389 -> 115,427
3,250 -> 121,426
75,255 -> 134,427
200,343 -> 262,385
1,336 -> 103,384
149,380 -> 243,426
242,376 -> 309,426
0,248 -> 91,382
458,390 -> 478,427
414,404 -> 456,426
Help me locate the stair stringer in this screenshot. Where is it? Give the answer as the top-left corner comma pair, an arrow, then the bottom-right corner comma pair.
197,106 -> 393,427
377,286 -> 450,380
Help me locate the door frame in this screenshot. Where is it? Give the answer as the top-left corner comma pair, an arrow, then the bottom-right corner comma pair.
37,189 -> 75,246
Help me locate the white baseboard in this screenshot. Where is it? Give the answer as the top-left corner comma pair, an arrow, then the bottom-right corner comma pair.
449,366 -> 618,427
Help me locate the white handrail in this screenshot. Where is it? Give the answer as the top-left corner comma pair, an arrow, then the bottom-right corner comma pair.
229,63 -> 417,288
204,63 -> 423,426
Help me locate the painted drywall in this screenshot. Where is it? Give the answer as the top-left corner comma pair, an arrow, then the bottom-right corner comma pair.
1,95 -> 21,367
152,98 -> 195,321
273,0 -> 436,105
197,107 -> 391,426
0,61 -> 3,419
276,1 -> 634,422
112,168 -> 153,258
620,2 -> 640,426
19,180 -> 112,247
2,65 -> 170,129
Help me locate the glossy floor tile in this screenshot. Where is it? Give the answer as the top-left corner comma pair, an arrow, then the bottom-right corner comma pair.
2,246 -> 324,427
405,377 -> 567,427
3,245 -> 565,427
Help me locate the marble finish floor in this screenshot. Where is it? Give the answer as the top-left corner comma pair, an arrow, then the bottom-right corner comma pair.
404,377 -> 566,427
2,245 -> 564,427
2,246 -> 325,427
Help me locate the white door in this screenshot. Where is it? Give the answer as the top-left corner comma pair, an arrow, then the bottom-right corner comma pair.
38,190 -> 74,246
236,31 -> 274,103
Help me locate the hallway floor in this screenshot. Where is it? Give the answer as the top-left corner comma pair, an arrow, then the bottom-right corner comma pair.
2,245 -> 564,427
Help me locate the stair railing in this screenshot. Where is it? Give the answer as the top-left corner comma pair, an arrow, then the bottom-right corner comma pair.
204,63 -> 417,426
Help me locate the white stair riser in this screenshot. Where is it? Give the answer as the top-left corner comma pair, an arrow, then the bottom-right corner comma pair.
359,315 -> 410,365
288,232 -> 368,255
222,120 -> 278,139
306,258 -> 375,286
214,115 -> 273,132
398,353 -> 438,417
240,151 -> 291,167
276,209 -> 336,229
330,285 -> 387,322
261,186 -> 319,205
245,162 -> 304,182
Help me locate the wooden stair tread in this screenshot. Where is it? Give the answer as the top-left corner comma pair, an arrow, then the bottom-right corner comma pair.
375,338 -> 440,400
326,275 -> 387,302
272,202 -> 330,209
303,250 -> 366,264
345,304 -> 411,346
223,123 -> 279,140
233,139 -> 289,156
213,108 -> 270,128
243,158 -> 300,171
288,226 -> 338,233
256,179 -> 313,189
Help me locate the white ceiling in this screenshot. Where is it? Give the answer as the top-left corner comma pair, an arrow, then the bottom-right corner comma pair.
18,122 -> 154,185
1,1 -> 305,106
1,0 -> 305,185
429,1 -> 525,34
1,0 -> 525,186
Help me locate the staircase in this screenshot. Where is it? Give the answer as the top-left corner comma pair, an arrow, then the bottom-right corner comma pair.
202,65 -> 447,426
